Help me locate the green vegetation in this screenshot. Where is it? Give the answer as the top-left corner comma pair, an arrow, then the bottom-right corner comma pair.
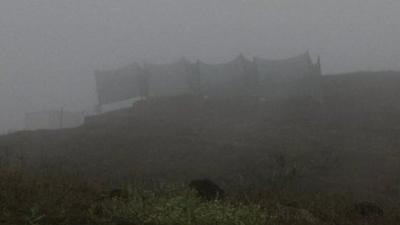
1,168 -> 400,225
3,73 -> 400,224
0,168 -> 269,225
90,185 -> 268,225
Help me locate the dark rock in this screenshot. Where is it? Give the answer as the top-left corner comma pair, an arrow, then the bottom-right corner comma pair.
108,188 -> 129,199
189,179 -> 224,200
97,188 -> 129,201
352,201 -> 383,217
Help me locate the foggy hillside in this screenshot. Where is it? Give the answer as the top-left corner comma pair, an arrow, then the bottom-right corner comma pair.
1,1 -> 400,224
1,0 -> 400,131
2,71 -> 400,199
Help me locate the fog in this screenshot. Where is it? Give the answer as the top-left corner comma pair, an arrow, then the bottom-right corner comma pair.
0,0 -> 399,131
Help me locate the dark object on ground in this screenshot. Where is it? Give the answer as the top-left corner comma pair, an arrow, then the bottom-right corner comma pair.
352,201 -> 384,217
97,188 -> 129,201
189,179 -> 224,200
109,188 -> 129,199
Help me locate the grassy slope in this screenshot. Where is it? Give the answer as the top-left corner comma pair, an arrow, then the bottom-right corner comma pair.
1,71 -> 400,198
1,169 -> 399,225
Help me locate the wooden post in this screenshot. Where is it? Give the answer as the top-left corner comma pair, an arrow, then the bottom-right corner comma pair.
96,104 -> 102,114
59,107 -> 64,129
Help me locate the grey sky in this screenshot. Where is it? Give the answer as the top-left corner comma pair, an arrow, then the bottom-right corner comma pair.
0,0 -> 399,130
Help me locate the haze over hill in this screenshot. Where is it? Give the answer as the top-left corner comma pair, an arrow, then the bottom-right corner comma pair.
2,1 -> 400,224
1,71 -> 400,200
0,0 -> 400,131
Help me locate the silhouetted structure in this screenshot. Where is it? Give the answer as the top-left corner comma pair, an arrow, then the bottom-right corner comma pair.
94,52 -> 322,106
25,110 -> 84,130
95,62 -> 145,105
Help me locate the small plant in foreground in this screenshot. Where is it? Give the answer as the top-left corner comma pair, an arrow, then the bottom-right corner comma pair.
89,185 -> 269,225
